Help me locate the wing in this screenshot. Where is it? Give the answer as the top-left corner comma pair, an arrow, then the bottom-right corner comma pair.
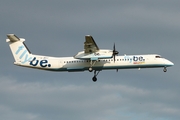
84,35 -> 99,54
74,35 -> 112,60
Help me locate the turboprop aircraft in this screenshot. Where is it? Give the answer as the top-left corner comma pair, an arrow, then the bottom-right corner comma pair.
6,34 -> 174,82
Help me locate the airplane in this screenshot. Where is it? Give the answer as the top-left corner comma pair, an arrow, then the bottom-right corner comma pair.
6,34 -> 174,82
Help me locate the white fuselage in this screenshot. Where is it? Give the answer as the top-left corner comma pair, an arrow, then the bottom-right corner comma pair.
15,54 -> 174,72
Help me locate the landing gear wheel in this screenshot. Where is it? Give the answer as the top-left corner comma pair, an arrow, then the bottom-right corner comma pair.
92,76 -> 97,82
91,70 -> 100,82
163,67 -> 167,72
88,67 -> 93,72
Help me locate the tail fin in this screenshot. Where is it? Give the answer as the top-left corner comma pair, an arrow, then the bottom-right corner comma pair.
6,34 -> 33,65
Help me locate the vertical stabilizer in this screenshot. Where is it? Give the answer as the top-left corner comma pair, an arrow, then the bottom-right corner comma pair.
6,34 -> 33,65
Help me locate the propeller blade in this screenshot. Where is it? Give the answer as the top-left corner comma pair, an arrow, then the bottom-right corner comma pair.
113,43 -> 115,52
113,43 -> 115,62
114,54 -> 116,62
112,43 -> 119,62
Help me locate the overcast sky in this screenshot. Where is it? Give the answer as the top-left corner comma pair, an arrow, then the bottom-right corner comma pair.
0,0 -> 180,120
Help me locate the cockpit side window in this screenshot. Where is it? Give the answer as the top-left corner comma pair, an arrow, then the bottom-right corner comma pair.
155,56 -> 161,58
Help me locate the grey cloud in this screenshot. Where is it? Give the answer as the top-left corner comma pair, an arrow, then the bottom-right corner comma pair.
0,77 -> 179,120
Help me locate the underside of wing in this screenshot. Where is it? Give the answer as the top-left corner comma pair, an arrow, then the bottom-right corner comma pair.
84,35 -> 99,54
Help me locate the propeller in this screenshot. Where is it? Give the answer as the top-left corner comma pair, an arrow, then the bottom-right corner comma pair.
112,43 -> 119,62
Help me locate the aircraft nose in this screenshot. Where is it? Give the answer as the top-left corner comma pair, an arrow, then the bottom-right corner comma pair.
169,61 -> 174,66
165,60 -> 174,66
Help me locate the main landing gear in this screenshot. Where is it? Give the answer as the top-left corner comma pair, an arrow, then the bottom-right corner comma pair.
88,67 -> 93,72
88,60 -> 97,72
92,70 -> 100,82
88,60 -> 100,82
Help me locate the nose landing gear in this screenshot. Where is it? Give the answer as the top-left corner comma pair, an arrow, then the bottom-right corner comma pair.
163,67 -> 167,72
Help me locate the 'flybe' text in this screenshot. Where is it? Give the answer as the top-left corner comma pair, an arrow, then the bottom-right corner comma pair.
124,56 -> 145,63
16,45 -> 51,67
30,57 -> 51,67
16,45 -> 32,63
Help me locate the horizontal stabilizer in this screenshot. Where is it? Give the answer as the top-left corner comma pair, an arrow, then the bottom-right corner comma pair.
6,34 -> 20,42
